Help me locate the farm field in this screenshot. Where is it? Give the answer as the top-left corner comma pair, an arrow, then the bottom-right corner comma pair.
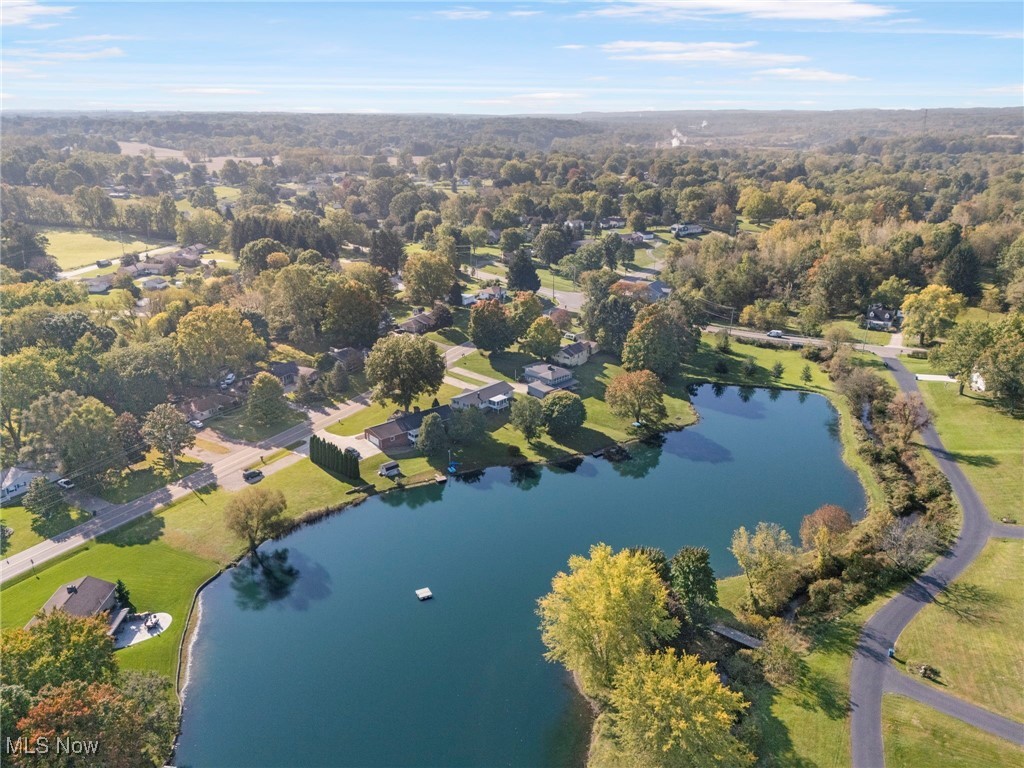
44,227 -> 170,270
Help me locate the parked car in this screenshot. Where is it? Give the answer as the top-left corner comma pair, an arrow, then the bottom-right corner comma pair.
188,419 -> 205,429
564,332 -> 580,342
56,478 -> 75,490
242,469 -> 264,483
224,372 -> 236,385
766,329 -> 785,338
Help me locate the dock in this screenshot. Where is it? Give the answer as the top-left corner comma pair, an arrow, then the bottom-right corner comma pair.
434,474 -> 447,484
415,588 -> 433,601
711,623 -> 763,649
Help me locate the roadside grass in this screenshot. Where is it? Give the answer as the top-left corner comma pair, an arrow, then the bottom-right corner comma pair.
0,504 -> 91,558
906,379 -> 1022,522
42,227 -> 169,270
99,451 -> 205,504
211,408 -> 307,444
882,694 -> 1024,768
823,319 -> 892,346
243,446 -> 295,471
445,368 -> 489,386
193,437 -> 230,455
326,383 -> 463,437
715,577 -> 898,768
895,538 -> 1024,721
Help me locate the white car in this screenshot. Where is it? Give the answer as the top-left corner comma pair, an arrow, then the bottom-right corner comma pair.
224,372 -> 236,385
188,419 -> 205,429
766,330 -> 785,338
56,478 -> 75,490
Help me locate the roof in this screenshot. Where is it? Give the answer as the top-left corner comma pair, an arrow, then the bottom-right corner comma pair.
329,347 -> 365,364
523,362 -> 573,381
269,361 -> 300,378
452,381 -> 514,406
1,466 -> 43,493
557,341 -> 591,357
867,305 -> 896,320
366,405 -> 453,440
30,576 -> 117,625
399,313 -> 435,332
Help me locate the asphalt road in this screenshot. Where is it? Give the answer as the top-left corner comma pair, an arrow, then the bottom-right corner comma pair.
849,356 -> 1024,766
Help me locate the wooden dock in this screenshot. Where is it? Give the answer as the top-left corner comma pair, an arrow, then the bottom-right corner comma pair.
711,623 -> 763,649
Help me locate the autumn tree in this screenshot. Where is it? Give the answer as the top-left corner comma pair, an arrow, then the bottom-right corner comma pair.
605,369 -> 667,427
510,396 -> 544,442
142,403 -> 196,470
622,302 -> 699,380
537,543 -> 679,698
542,391 -> 587,438
174,305 -> 265,382
469,299 -> 515,354
0,612 -> 117,693
730,522 -> 800,616
246,372 -> 289,426
930,321 -> 995,395
224,486 -> 288,556
901,285 -> 966,346
668,546 -> 718,628
886,392 -> 931,448
506,291 -> 543,339
608,651 -> 753,768
323,278 -> 383,348
403,250 -> 456,305
800,504 -> 853,572
364,334 -> 445,412
521,316 -> 562,359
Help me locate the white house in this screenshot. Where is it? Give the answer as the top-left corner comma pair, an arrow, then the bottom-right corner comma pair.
553,341 -> 598,368
1,467 -> 52,503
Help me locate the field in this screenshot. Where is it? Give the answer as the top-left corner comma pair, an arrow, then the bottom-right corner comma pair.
882,695 -> 1024,768
99,450 -> 205,505
43,227 -> 170,270
895,537 -> 1024,721
210,407 -> 308,444
900,357 -> 1023,522
823,319 -> 892,346
0,503 -> 91,558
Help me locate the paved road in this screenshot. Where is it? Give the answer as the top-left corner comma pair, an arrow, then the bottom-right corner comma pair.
849,356 -> 1024,766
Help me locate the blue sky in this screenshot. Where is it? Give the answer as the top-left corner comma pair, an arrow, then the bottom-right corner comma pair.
2,0 -> 1021,112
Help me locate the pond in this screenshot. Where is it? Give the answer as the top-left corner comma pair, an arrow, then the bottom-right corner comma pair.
175,385 -> 864,767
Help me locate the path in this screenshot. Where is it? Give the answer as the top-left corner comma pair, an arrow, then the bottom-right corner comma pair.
849,355 -> 1024,766
0,392 -> 372,585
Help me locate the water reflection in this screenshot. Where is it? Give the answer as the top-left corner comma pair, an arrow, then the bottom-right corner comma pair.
230,548 -> 332,612
379,482 -> 445,509
509,463 -> 542,492
798,391 -> 810,404
549,456 -> 584,474
768,387 -> 782,401
661,431 -> 733,464
611,441 -> 663,479
711,382 -> 727,398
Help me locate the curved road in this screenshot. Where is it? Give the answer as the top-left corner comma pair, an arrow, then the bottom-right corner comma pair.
849,355 -> 1024,767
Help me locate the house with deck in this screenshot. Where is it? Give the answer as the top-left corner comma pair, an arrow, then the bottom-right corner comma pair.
450,381 -> 514,411
523,362 -> 578,398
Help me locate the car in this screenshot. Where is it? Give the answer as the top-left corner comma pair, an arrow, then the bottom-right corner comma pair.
766,329 -> 785,338
188,419 -> 205,429
564,332 -> 580,342
219,382 -> 229,390
242,469 -> 264,483
224,372 -> 236,385
56,478 -> 75,490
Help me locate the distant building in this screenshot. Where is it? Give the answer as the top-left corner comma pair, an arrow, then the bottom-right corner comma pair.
364,405 -> 453,452
865,305 -> 900,330
671,223 -> 704,238
328,347 -> 367,373
26,576 -> 128,636
476,285 -> 507,302
141,276 -> 169,291
81,275 -> 115,294
611,278 -> 672,303
450,381 -> 514,411
268,361 -> 319,387
179,394 -> 237,422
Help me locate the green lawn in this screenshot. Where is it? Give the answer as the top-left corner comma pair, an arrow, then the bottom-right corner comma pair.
896,538 -> 1024,721
213,185 -> 241,201
99,451 -> 205,504
900,364 -> 1023,522
211,408 -> 307,444
0,503 -> 91,558
823,319 -> 892,346
326,383 -> 463,437
882,695 -> 1024,768
425,307 -> 472,346
42,227 -> 170,270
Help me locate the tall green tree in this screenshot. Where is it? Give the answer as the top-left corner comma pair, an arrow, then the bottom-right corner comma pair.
931,320 -> 995,395
521,316 -> 562,359
369,228 -> 406,274
506,250 -> 541,292
364,334 -> 445,412
542,391 -> 587,439
941,242 -> 981,299
237,237 -> 287,275
447,406 -> 484,445
224,486 -> 288,556
23,476 -> 67,521
247,372 -> 289,426
323,278 -> 383,348
622,302 -> 699,380
404,250 -> 456,305
0,347 -> 59,453
469,299 -> 516,354
608,651 -> 753,768
142,403 -> 196,470
416,413 -> 449,456
668,546 -> 718,628
730,522 -> 800,616
537,543 -> 679,698
506,291 -> 543,339
174,305 -> 265,383
510,396 -> 544,442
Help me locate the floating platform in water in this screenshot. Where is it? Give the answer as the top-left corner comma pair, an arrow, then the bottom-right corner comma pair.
415,588 -> 433,601
434,474 -> 447,484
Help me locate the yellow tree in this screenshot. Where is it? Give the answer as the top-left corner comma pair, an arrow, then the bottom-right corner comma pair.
901,285 -> 965,346
174,305 -> 265,382
608,651 -> 753,768
537,543 -> 678,698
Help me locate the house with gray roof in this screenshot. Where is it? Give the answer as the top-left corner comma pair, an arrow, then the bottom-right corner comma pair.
451,381 -> 514,411
523,362 -> 577,398
26,576 -> 127,635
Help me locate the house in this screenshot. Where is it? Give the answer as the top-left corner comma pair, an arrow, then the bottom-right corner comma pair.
671,223 -> 704,238
141,276 -> 169,291
865,305 -> 900,330
553,341 -> 598,368
476,285 -> 507,302
599,216 -> 626,229
81,275 -> 115,294
399,312 -> 437,335
0,466 -> 51,503
364,405 -> 453,452
523,362 -> 578,398
328,347 -> 366,373
180,394 -> 236,422
611,278 -> 671,303
451,381 -> 514,411
26,576 -> 128,636
461,293 -> 478,307
269,361 -> 319,387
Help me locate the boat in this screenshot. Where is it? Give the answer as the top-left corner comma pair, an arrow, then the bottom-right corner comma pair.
415,588 -> 433,601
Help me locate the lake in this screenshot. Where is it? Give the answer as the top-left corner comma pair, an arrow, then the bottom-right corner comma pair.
175,385 -> 864,767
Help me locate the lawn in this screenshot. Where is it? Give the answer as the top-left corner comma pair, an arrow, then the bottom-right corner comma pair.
99,450 -> 205,504
882,695 -> 1024,768
425,307 -> 472,346
211,407 -> 307,444
326,383 -> 463,437
895,537 -> 1024,721
0,503 -> 91,558
42,227 -> 169,270
823,319 -> 892,347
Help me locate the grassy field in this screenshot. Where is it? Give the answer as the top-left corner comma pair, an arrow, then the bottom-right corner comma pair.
823,319 -> 892,346
99,451 -> 205,504
211,408 -> 307,444
895,537 -> 1024,721
0,503 -> 91,558
900,358 -> 1022,522
42,227 -> 169,270
327,383 -> 462,437
882,695 -> 1024,768
424,307 -> 472,346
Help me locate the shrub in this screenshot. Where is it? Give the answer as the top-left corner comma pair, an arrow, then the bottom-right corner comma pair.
713,359 -> 730,374
507,444 -> 522,457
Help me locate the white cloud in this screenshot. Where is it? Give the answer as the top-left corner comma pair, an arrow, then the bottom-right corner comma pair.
53,34 -> 143,43
169,87 -> 263,95
508,10 -> 543,17
558,44 -> 587,50
589,0 -> 892,22
983,84 -> 1023,94
5,46 -> 125,61
434,7 -> 491,20
601,40 -> 807,66
2,0 -> 74,27
756,67 -> 864,82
